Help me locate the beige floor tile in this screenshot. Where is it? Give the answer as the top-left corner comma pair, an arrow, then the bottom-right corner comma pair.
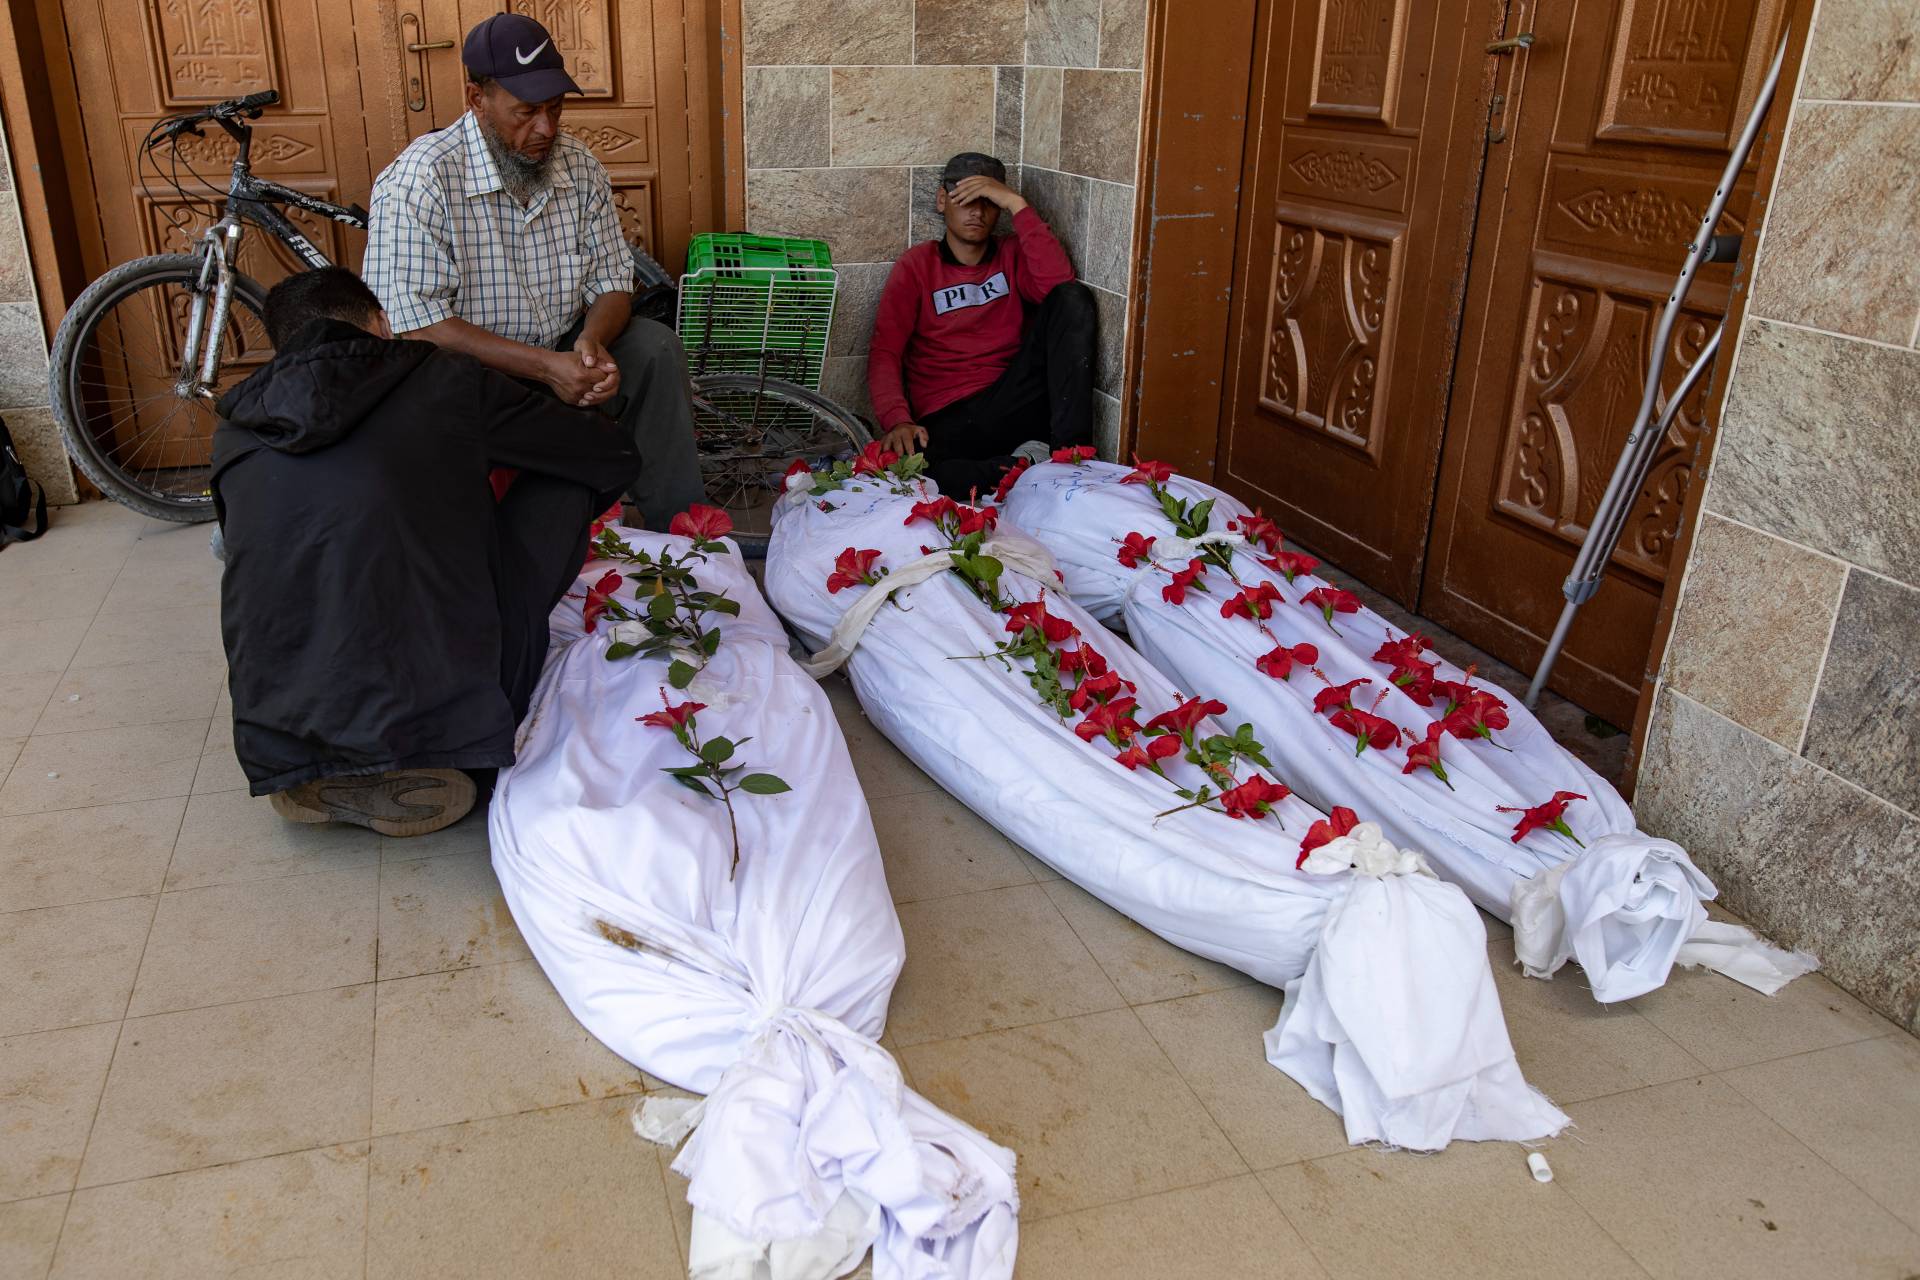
0,1194 -> 68,1280
0,564 -> 118,624
165,788 -> 379,890
872,789 -> 1036,903
0,668 -> 61,737
1723,1035 -> 1920,1232
81,985 -> 373,1186
33,657 -> 225,736
1479,905 -> 1513,940
376,851 -> 531,979
372,958 -> 647,1135
367,1099 -> 684,1280
0,720 -> 205,816
69,604 -> 222,671
1552,1075 -> 1920,1277
1016,1174 -> 1326,1279
191,718 -> 251,795
1631,966 -> 1895,1071
53,1143 -> 368,1280
378,807 -> 491,863
0,617 -> 90,675
887,884 -> 1123,1046
653,1142 -> 693,1269
122,522 -> 221,566
1260,1141 -> 1643,1280
1133,985 -> 1352,1171
129,866 -> 378,1016
0,1023 -> 119,1200
825,677 -> 939,801
97,555 -> 224,613
0,798 -> 184,912
1043,877 -> 1251,1005
1488,938 -> 1707,1104
0,896 -> 153,1036
1015,847 -> 1063,882
903,1008 -> 1247,1219
0,736 -> 23,785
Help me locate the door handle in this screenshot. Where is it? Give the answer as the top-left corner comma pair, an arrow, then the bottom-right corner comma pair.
1487,32 -> 1535,53
407,39 -> 454,52
400,12 -> 443,112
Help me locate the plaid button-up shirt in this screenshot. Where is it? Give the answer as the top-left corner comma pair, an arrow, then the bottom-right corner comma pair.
364,111 -> 634,348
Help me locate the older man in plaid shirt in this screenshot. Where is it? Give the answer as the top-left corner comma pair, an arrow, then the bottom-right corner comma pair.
364,12 -> 702,530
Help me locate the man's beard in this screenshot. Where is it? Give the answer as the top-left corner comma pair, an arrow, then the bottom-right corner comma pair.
477,115 -> 555,204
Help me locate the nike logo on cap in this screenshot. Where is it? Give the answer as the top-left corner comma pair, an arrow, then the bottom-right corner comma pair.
514,38 -> 550,65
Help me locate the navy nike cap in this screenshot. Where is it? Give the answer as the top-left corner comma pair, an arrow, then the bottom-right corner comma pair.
462,14 -> 583,103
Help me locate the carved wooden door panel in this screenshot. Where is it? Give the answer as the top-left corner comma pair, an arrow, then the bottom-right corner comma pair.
359,0 -> 706,272
1218,0 -> 1507,601
1423,0 -> 1787,726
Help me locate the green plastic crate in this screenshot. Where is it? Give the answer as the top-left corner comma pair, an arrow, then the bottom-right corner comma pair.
685,232 -> 833,275
678,234 -> 838,390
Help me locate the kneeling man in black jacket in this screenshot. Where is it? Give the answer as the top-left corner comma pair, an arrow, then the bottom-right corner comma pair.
212,268 -> 639,835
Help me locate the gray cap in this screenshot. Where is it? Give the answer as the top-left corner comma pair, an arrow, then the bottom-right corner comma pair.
939,152 -> 1007,188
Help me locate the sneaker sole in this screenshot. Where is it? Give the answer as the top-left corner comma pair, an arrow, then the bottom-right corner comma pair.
270,769 -> 475,838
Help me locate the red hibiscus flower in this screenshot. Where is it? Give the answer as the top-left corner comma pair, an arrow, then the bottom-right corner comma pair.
1121,457 -> 1174,486
583,569 -> 625,632
1051,445 -> 1096,464
1117,531 -> 1158,568
1230,511 -> 1283,552
905,496 -> 960,528
853,442 -> 901,476
587,501 -> 623,546
1221,774 -> 1291,820
1442,689 -> 1511,744
1261,549 -> 1321,583
1389,661 -> 1438,706
1144,695 -> 1228,738
1162,558 -> 1209,605
1255,642 -> 1319,681
1312,677 -> 1371,715
1113,734 -> 1183,772
1401,723 -> 1452,789
638,696 -> 707,735
826,547 -> 884,594
1221,581 -> 1284,621
1004,598 -> 1079,645
1300,585 -> 1361,632
669,504 -> 733,543
954,503 -> 998,536
1329,705 -> 1400,756
1496,791 -> 1587,847
1068,669 -> 1133,711
1075,696 -> 1140,744
1297,806 -> 1361,869
1056,644 -> 1110,678
992,458 -> 1032,503
1373,632 -> 1435,671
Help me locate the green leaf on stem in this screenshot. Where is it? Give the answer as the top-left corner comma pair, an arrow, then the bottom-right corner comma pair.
700,736 -> 735,763
604,642 -> 640,660
667,660 -> 697,689
739,773 -> 792,795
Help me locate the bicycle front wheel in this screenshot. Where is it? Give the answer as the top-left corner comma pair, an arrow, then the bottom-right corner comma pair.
49,253 -> 271,522
689,373 -> 871,553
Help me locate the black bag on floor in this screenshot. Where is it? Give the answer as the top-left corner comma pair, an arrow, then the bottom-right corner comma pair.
0,413 -> 48,546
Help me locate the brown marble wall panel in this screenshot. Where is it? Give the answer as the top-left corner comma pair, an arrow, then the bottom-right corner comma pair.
1058,69 -> 1142,184
1663,514 -> 1847,749
820,354 -> 875,422
0,202 -> 32,304
1746,103 -> 1920,345
1023,67 -> 1064,171
1801,571 -> 1920,815
1028,0 -> 1101,68
744,67 -> 830,170
1018,167 -> 1091,275
1091,283 -> 1125,396
995,66 -> 1025,161
0,302 -> 48,409
1081,180 -> 1135,295
746,167 -> 910,264
1099,0 -> 1148,69
4,407 -> 78,506
1637,687 -> 1920,1033
831,66 -> 996,168
914,0 -> 1026,64
1710,320 -> 1920,588
827,262 -> 895,357
741,0 -> 912,65
1800,0 -> 1920,103
1094,390 -> 1121,459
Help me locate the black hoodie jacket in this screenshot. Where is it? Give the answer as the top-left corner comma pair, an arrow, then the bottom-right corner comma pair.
212,317 -> 639,795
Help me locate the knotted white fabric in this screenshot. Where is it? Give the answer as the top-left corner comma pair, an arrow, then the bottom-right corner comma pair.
765,478 -> 1567,1152
491,529 -> 1018,1280
1000,460 -> 1816,1003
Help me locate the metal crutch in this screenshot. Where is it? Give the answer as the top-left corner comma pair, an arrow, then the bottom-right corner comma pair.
1522,32 -> 1791,710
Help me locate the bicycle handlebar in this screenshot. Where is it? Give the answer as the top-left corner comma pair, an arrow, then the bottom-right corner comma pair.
154,89 -> 282,144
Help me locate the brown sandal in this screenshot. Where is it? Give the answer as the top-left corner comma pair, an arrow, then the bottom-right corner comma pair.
269,768 -> 476,838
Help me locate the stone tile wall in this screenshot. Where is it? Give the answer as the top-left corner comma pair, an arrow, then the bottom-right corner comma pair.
1636,0 -> 1920,1032
739,0 -> 1146,457
0,98 -> 73,504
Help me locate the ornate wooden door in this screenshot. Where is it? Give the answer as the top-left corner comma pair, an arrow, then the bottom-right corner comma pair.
1422,0 -> 1786,726
1218,0 -> 1508,600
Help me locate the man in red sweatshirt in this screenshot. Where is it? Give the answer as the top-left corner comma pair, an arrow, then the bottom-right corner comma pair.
867,152 -> 1096,496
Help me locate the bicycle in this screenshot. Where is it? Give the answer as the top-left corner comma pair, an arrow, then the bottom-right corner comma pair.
48,89 -> 867,534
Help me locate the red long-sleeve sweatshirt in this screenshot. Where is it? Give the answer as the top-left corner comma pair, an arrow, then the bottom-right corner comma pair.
866,207 -> 1076,430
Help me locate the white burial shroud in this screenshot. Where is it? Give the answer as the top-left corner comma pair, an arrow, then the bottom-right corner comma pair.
764,476 -> 1569,1151
490,527 -> 1019,1280
1000,460 -> 1817,1003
